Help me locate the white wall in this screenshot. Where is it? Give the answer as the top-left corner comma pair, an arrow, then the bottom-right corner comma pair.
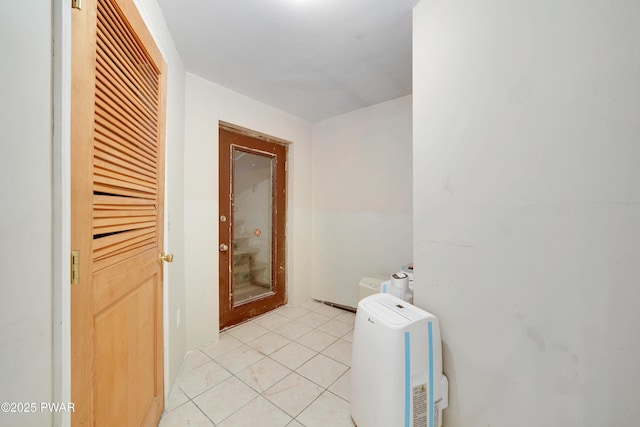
0,2 -> 54,426
184,73 -> 313,350
413,0 -> 640,425
311,96 -> 413,307
133,0 -> 188,394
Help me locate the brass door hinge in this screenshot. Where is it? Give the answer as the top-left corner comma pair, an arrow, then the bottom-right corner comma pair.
72,0 -> 81,10
71,250 -> 80,285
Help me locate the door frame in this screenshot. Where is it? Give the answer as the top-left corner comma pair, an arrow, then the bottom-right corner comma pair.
218,122 -> 289,329
52,2 -> 72,426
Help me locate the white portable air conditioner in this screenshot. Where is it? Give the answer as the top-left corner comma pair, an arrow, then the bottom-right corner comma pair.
350,293 -> 448,427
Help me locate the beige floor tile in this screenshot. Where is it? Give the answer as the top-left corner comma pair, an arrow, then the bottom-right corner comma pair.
252,312 -> 291,331
200,334 -> 244,359
327,369 -> 351,401
296,391 -> 355,427
341,330 -> 354,343
296,354 -> 348,388
157,401 -> 213,427
167,305 -> 368,427
227,321 -> 270,343
278,306 -> 310,320
193,377 -> 258,424
316,318 -> 353,338
334,311 -> 356,325
248,331 -> 291,355
236,357 -> 291,393
275,321 -> 313,341
166,386 -> 189,411
321,339 -> 352,366
270,342 -> 317,370
263,372 -> 323,417
181,349 -> 213,371
217,396 -> 292,427
296,311 -> 331,328
176,360 -> 232,398
296,329 -> 338,352
214,344 -> 265,374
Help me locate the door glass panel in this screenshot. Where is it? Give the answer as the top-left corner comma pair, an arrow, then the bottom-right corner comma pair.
232,147 -> 273,305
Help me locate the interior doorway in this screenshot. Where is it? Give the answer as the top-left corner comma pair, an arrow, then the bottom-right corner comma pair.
218,123 -> 288,329
70,0 -> 167,425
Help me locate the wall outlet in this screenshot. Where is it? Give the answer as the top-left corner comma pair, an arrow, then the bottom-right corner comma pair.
176,308 -> 181,329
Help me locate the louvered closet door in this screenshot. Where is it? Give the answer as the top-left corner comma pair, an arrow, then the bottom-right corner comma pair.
71,0 -> 167,426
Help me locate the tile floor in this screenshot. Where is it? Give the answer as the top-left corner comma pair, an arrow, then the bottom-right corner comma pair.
158,300 -> 357,427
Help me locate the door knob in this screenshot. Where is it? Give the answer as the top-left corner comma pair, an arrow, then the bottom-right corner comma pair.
219,243 -> 229,252
159,253 -> 174,263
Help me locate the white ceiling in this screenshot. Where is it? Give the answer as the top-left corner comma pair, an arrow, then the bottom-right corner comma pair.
156,0 -> 419,122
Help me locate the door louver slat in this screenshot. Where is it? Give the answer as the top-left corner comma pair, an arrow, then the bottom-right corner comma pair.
94,104 -> 157,163
98,1 -> 158,96
94,126 -> 157,174
94,168 -> 156,194
96,3 -> 158,110
93,194 -> 157,209
93,0 -> 160,271
93,230 -> 155,262
94,157 -> 156,186
95,82 -> 158,150
94,54 -> 157,131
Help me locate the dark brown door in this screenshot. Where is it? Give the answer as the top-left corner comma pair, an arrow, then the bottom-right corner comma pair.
71,0 -> 167,425
219,125 -> 287,329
